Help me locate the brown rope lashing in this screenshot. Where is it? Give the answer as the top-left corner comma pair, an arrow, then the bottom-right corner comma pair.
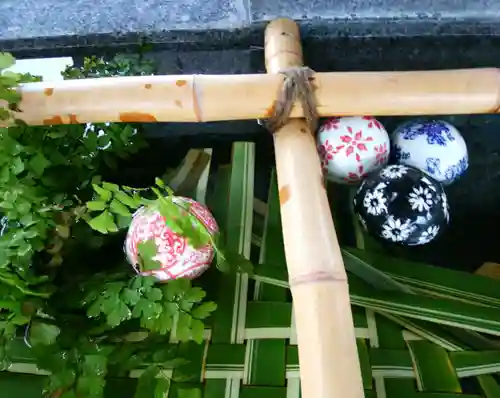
264,67 -> 319,134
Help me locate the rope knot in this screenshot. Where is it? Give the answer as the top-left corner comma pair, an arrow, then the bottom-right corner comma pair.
263,67 -> 319,134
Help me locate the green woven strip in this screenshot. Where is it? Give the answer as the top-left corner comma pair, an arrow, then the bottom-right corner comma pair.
245,169 -> 288,389
343,248 -> 412,293
450,351 -> 500,377
353,306 -> 369,328
206,343 -> 245,371
239,386 -> 287,398
206,165 -> 231,230
253,265 -> 500,336
168,149 -> 213,202
246,302 -> 291,329
376,313 -> 500,398
379,314 -> 464,351
371,348 -> 413,371
211,142 -> 255,345
357,339 -> 373,390
204,379 -> 228,398
374,312 -> 408,349
383,378 -> 481,398
407,340 -> 462,393
350,279 -> 500,336
346,248 -> 500,307
478,376 -> 500,397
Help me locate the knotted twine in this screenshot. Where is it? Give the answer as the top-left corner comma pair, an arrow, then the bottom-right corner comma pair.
263,67 -> 319,134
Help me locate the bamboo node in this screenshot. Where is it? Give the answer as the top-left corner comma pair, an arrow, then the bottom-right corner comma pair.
262,66 -> 318,134
289,271 -> 347,287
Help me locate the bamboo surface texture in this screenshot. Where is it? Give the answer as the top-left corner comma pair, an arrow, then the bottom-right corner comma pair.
265,19 -> 364,398
2,66 -> 500,127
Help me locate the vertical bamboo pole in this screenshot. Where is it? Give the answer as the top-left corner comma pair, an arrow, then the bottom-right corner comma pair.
265,19 -> 364,398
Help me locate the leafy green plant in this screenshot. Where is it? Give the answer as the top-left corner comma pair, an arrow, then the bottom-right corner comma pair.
0,52 -> 250,398
62,52 -> 156,80
84,178 -> 253,275
83,275 -> 215,339
0,52 -> 40,123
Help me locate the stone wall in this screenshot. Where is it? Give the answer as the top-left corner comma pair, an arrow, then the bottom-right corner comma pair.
2,0 -> 500,52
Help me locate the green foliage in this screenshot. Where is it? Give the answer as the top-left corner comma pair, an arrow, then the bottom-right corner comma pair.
137,240 -> 162,271
85,178 -> 254,275
0,51 -> 251,398
0,52 -> 41,124
61,52 -> 156,80
215,247 -> 255,275
134,365 -> 170,398
34,340 -> 111,398
82,275 -> 215,339
0,55 -> 148,275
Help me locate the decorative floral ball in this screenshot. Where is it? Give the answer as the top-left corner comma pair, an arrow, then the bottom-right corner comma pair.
391,120 -> 468,185
124,197 -> 218,281
317,116 -> 390,184
353,165 -> 449,246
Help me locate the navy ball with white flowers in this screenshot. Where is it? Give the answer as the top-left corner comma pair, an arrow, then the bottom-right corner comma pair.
353,165 -> 449,246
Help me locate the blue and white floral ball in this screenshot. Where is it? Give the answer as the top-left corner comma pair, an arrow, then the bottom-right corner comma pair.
391,120 -> 468,185
353,165 -> 449,246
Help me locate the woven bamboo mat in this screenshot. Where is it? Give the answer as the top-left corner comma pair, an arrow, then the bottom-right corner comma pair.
3,142 -> 500,398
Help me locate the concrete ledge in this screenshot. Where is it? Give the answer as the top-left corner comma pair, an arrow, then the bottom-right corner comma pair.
2,0 -> 500,53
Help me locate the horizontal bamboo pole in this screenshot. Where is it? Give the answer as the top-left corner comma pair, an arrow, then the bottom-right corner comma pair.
266,19 -> 364,398
2,67 -> 500,126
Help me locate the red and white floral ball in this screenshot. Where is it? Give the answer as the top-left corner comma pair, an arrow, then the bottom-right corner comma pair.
317,116 -> 390,184
124,197 -> 218,282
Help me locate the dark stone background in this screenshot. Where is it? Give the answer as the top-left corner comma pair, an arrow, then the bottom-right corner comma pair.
2,2 -> 500,273
4,0 -> 500,51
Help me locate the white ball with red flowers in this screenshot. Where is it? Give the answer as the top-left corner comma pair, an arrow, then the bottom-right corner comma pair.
124,197 -> 218,282
317,116 -> 390,184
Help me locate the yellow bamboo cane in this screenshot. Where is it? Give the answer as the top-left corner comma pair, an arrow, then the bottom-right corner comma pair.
264,18 -> 364,398
2,67 -> 500,126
